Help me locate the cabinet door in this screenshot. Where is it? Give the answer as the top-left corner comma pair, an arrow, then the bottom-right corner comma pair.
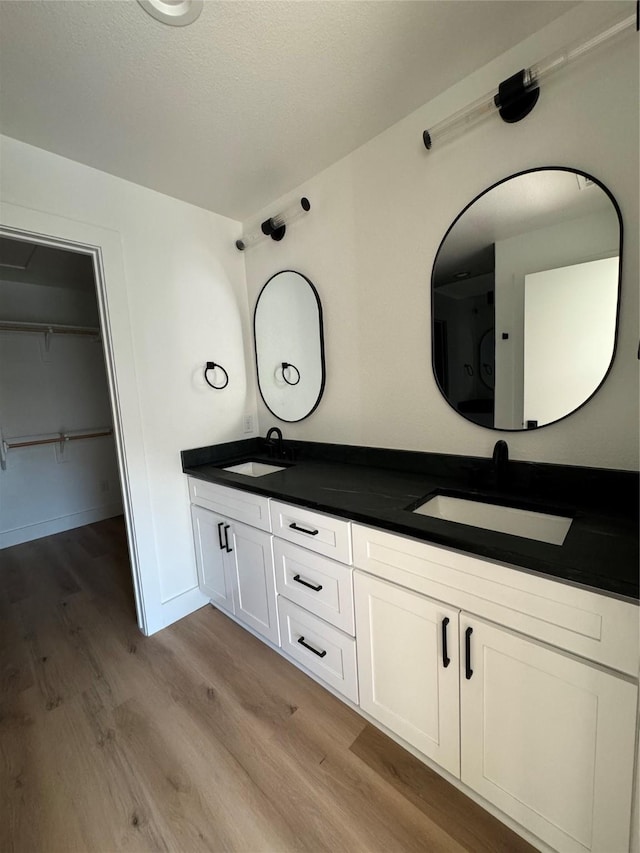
460,616 -> 638,853
191,505 -> 234,614
354,572 -> 460,777
228,520 -> 279,646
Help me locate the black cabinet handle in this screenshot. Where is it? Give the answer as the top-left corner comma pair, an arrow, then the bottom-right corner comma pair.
289,522 -> 319,536
297,636 -> 327,658
442,617 -> 450,668
217,522 -> 225,551
465,626 -> 473,679
223,524 -> 233,553
293,574 -> 323,592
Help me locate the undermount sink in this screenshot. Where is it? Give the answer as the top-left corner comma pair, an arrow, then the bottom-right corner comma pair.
412,493 -> 573,546
222,461 -> 287,477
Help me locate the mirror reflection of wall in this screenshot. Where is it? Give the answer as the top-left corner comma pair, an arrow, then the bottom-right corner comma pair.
254,270 -> 325,423
432,168 -> 621,431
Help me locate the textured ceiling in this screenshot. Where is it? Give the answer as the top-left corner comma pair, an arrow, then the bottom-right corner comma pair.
0,0 -> 580,221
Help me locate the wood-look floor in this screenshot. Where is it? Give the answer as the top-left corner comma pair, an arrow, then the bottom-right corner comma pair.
0,518 -> 537,853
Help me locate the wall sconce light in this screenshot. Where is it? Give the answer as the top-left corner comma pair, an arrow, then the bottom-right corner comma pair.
422,9 -> 637,151
236,197 -> 311,251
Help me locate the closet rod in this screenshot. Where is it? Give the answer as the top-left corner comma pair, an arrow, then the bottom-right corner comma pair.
0,320 -> 100,336
5,429 -> 113,449
1,428 -> 113,469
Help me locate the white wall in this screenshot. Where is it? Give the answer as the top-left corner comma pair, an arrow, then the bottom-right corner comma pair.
243,4 -> 639,471
0,138 -> 257,634
0,278 -> 122,546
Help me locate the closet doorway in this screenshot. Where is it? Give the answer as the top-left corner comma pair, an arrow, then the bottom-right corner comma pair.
0,232 -> 142,630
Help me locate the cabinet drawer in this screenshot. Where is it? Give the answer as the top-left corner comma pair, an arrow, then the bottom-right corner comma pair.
277,597 -> 358,703
270,500 -> 352,564
188,477 -> 271,531
353,524 -> 639,676
274,539 -> 354,635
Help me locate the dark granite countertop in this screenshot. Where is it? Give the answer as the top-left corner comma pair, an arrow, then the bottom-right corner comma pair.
182,438 -> 639,602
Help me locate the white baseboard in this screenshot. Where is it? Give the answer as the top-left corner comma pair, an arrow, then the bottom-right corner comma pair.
155,585 -> 209,634
0,503 -> 124,549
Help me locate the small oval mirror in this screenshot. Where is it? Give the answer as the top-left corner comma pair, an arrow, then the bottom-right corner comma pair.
431,167 -> 622,430
254,270 -> 325,422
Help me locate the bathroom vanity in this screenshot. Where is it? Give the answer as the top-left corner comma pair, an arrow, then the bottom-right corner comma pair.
182,439 -> 639,853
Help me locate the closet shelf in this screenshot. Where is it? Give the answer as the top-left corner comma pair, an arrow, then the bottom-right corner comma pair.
1,427 -> 113,470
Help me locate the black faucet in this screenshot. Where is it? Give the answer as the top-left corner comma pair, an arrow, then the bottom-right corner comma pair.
265,426 -> 284,459
492,440 -> 509,489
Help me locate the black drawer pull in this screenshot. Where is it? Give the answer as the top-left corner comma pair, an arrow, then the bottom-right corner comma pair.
289,522 -> 319,536
223,524 -> 233,553
465,626 -> 473,680
293,574 -> 323,592
297,636 -> 327,658
217,521 -> 225,551
442,617 -> 450,668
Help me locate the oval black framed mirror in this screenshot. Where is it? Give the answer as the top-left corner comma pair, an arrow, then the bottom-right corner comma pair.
254,270 -> 325,422
431,167 -> 622,430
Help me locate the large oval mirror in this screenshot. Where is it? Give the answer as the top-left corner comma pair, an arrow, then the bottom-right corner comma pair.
254,270 -> 325,422
431,167 -> 622,430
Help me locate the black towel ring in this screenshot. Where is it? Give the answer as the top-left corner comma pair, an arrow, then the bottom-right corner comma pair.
204,361 -> 229,390
282,362 -> 301,386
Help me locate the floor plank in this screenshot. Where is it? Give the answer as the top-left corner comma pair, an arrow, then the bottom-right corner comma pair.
350,722 -> 536,853
0,518 -> 537,852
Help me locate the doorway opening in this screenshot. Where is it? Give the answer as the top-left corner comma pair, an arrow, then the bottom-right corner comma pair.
0,230 -> 144,632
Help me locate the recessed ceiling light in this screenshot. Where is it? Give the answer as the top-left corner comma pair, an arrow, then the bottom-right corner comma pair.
137,0 -> 203,27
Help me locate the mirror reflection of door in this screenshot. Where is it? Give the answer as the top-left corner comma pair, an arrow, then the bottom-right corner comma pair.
433,273 -> 495,428
523,256 -> 619,427
431,168 -> 621,431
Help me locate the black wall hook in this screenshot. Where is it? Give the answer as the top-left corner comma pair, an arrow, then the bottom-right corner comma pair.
204,361 -> 229,390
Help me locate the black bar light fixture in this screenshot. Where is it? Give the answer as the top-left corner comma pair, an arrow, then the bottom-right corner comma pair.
422,8 -> 637,151
236,197 -> 311,251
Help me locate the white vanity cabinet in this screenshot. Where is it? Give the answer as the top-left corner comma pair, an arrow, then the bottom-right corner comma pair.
189,478 -> 279,645
186,473 -> 639,853
270,501 -> 358,702
352,524 -> 639,853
